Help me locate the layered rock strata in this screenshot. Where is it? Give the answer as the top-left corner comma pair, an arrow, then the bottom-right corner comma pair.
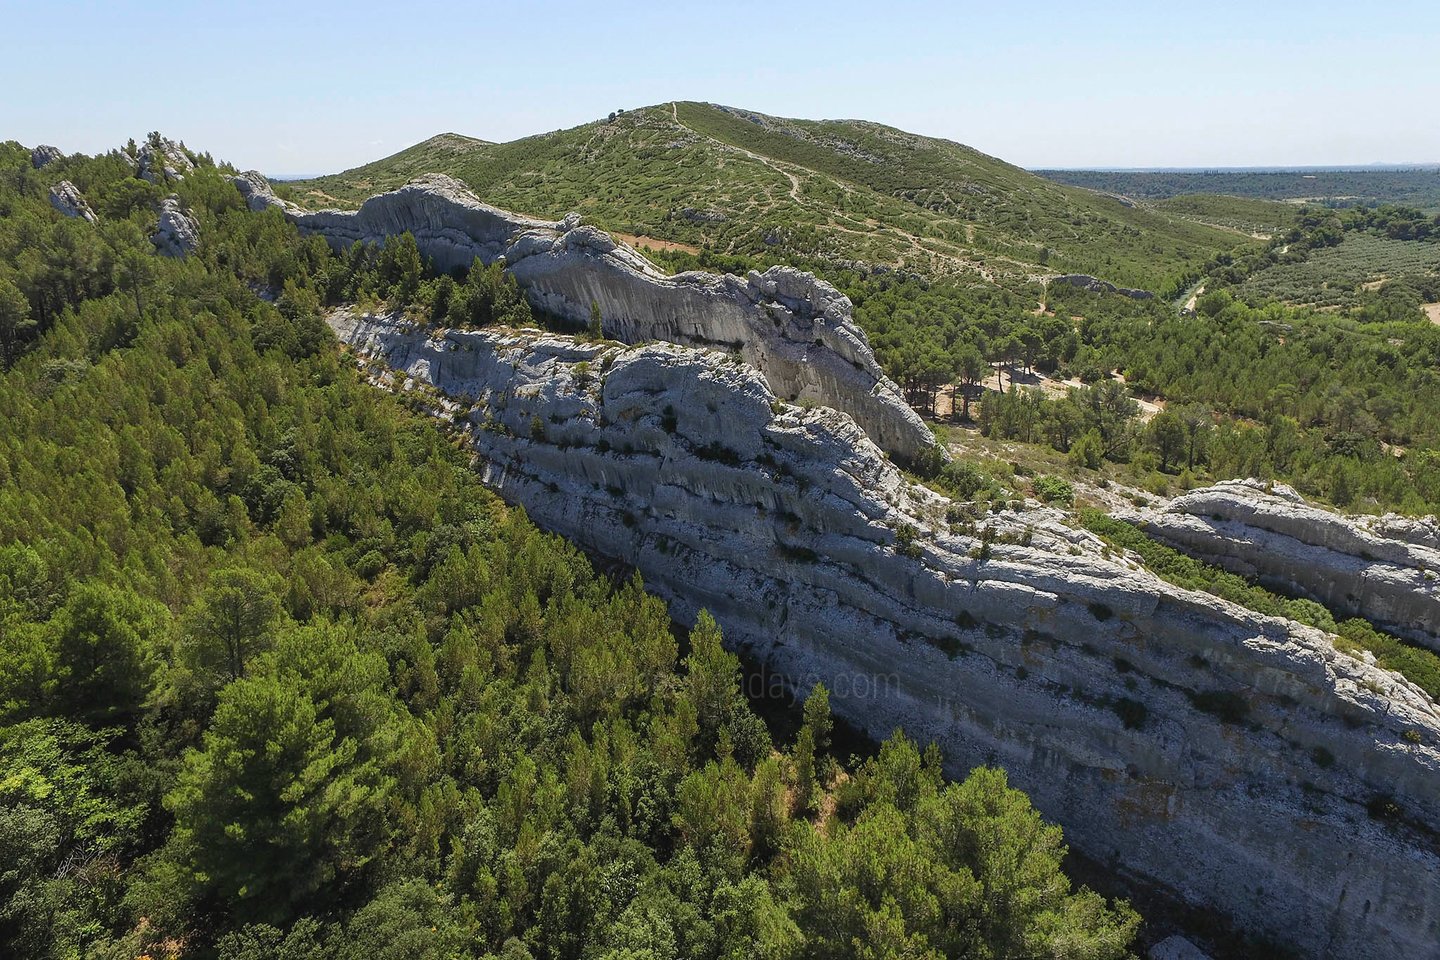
235,172 -> 936,464
1134,480 -> 1440,651
330,310 -> 1440,960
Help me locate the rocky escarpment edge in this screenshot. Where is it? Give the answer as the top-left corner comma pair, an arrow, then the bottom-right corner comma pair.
1132,479 -> 1440,651
330,309 -> 1440,960
232,171 -> 937,465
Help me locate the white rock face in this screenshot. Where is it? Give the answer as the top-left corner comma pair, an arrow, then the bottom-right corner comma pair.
48,181 -> 97,224
331,311 -> 1440,960
1134,479 -> 1440,650
151,196 -> 200,257
31,144 -> 63,169
135,137 -> 194,183
235,171 -> 937,465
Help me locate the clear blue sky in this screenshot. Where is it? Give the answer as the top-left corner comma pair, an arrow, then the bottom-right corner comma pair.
2,0 -> 1436,175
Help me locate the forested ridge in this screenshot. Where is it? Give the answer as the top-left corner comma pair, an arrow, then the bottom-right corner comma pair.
0,143 -> 1140,957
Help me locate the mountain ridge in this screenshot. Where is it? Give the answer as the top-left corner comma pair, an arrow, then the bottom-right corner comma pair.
285,101 -> 1255,291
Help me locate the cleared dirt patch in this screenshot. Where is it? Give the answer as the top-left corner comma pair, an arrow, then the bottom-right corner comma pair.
1425,302 -> 1440,324
615,232 -> 702,256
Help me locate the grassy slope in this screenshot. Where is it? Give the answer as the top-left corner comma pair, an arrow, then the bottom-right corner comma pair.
1151,194 -> 1299,237
287,102 -> 1251,291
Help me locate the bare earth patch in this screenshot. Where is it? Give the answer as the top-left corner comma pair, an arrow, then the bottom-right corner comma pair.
615,232 -> 702,256
1424,302 -> 1440,324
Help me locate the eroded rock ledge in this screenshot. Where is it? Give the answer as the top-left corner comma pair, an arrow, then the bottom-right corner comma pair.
234,172 -> 936,464
330,310 -> 1440,960
1134,479 -> 1440,651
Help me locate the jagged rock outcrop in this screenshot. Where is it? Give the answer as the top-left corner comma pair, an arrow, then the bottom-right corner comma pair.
136,137 -> 194,183
1134,480 -> 1440,651
1051,273 -> 1155,300
330,309 -> 1440,960
31,144 -> 62,169
232,170 -> 289,213
235,171 -> 937,464
48,181 -> 97,224
151,196 -> 200,257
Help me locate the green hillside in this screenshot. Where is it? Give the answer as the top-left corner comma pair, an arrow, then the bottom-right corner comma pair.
287,102 -> 1254,291
1150,194 -> 1299,237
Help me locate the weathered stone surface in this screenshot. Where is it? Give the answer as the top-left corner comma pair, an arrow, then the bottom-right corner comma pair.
237,172 -> 937,464
330,310 -> 1440,960
136,137 -> 194,183
1149,935 -> 1212,960
1134,479 -> 1440,650
31,144 -> 63,169
151,196 -> 200,257
231,170 -> 287,213
48,181 -> 96,224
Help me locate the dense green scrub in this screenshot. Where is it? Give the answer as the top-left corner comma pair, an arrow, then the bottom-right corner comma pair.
0,141 -> 1138,958
1079,511 -> 1440,701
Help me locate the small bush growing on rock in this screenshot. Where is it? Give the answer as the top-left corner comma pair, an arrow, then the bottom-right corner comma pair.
1366,794 -> 1403,823
895,523 -> 923,559
694,441 -> 741,466
1189,689 -> 1250,725
1033,475 -> 1075,506
1111,697 -> 1148,730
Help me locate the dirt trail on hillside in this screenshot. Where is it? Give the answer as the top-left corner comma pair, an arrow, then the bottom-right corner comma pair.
671,101 -> 802,202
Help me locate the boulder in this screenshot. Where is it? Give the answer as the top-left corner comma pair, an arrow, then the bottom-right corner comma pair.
136,137 -> 194,183
1050,273 -> 1155,300
30,144 -> 63,169
151,196 -> 200,257
48,181 -> 97,224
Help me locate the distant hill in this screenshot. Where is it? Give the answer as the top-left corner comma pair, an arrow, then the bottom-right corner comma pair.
1037,167 -> 1440,211
284,102 -> 1255,292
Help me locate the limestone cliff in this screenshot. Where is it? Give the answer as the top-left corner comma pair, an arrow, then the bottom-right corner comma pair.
329,309 -> 1440,960
1134,479 -> 1440,651
235,172 -> 936,465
